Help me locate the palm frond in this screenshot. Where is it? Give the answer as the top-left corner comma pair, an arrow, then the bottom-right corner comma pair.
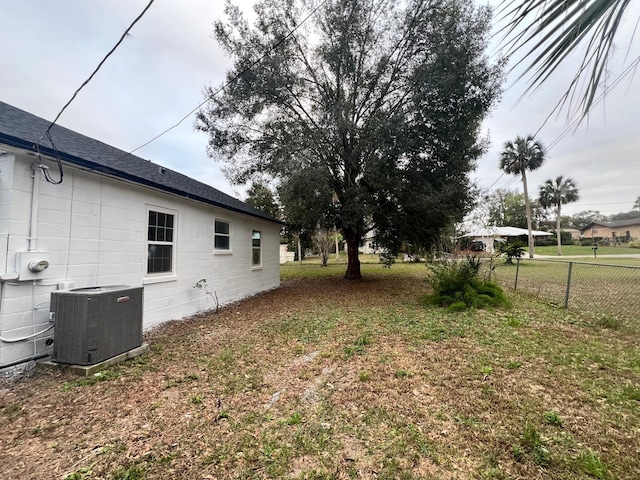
498,0 -> 637,122
538,175 -> 579,208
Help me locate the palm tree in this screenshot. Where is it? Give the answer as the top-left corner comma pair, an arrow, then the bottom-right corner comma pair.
498,0 -> 636,122
539,176 -> 580,256
500,135 -> 546,258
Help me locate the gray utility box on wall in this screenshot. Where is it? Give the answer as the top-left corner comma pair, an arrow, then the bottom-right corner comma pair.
50,286 -> 143,365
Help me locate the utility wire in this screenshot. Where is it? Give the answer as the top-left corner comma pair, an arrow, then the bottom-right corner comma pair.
485,171 -> 506,191
121,0 -> 329,160
538,59 -> 640,151
484,58 -> 640,195
37,0 -> 155,183
46,0 -> 155,135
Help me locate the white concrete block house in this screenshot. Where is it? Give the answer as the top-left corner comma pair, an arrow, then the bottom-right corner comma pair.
0,102 -> 281,370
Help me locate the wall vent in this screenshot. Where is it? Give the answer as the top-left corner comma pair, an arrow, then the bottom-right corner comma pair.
50,286 -> 143,365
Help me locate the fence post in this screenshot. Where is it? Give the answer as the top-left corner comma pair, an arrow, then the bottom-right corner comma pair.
564,261 -> 573,309
514,257 -> 520,290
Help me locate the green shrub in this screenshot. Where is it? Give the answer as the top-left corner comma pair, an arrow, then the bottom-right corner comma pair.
581,238 -> 605,247
378,251 -> 396,268
535,238 -> 554,247
536,232 -> 572,247
630,241 -> 640,249
497,240 -> 525,264
425,257 -> 510,311
559,230 -> 574,245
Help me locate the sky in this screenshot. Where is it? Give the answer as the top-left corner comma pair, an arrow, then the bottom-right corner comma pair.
1,0 -> 639,219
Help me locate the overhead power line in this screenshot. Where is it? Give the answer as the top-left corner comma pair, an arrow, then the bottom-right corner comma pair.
121,0 -> 329,160
485,171 -> 506,191
45,0 -> 155,136
37,0 -> 155,184
485,49 -> 640,193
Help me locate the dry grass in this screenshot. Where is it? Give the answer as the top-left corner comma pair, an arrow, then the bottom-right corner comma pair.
1,264 -> 639,479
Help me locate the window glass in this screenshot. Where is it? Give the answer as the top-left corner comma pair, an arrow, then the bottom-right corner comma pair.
252,230 -> 261,266
215,220 -> 230,250
147,210 -> 174,274
215,220 -> 229,235
215,235 -> 230,250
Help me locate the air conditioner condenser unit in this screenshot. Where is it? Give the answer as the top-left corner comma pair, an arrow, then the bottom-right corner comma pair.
50,285 -> 143,365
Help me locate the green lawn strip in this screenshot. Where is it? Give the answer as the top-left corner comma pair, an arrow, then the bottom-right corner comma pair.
493,258 -> 640,326
331,292 -> 628,476
533,245 -> 640,256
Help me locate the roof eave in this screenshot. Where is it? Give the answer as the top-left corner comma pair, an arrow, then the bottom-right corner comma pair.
0,131 -> 284,225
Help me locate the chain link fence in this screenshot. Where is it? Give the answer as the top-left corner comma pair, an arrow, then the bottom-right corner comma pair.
492,258 -> 640,321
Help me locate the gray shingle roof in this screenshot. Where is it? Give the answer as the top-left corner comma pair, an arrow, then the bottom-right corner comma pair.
0,101 -> 280,223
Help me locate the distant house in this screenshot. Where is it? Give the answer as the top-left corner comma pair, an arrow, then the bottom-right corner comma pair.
359,230 -> 379,255
463,226 -> 552,253
581,218 -> 640,244
565,228 -> 581,242
0,102 -> 282,370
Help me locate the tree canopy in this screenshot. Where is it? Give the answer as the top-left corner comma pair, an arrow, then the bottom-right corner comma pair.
197,0 -> 503,278
487,189 -> 543,230
245,181 -> 281,219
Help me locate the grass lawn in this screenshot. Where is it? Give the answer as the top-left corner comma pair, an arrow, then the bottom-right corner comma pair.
532,244 -> 640,257
2,263 -> 639,479
492,256 -> 640,323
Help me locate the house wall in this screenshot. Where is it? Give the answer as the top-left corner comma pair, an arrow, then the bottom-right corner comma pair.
0,153 -> 280,369
585,224 -> 640,242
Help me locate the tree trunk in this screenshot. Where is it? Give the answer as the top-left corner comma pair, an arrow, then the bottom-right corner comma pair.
334,227 -> 340,261
297,236 -> 302,265
344,228 -> 362,280
556,204 -> 562,256
521,170 -> 535,258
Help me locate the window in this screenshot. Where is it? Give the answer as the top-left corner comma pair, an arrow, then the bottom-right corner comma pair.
252,230 -> 261,266
147,210 -> 174,274
215,220 -> 230,250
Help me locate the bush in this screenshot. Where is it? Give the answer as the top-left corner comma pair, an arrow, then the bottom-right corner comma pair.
425,256 -> 510,311
560,230 -> 574,245
630,241 -> 640,249
378,251 -> 397,268
535,238 -> 554,247
580,239 -> 593,247
497,240 -> 525,264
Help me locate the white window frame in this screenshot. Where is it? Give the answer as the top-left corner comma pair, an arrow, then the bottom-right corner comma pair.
214,219 -> 232,254
252,230 -> 262,268
145,206 -> 177,283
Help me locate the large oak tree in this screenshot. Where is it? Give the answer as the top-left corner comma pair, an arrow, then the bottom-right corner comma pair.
197,0 -> 503,278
